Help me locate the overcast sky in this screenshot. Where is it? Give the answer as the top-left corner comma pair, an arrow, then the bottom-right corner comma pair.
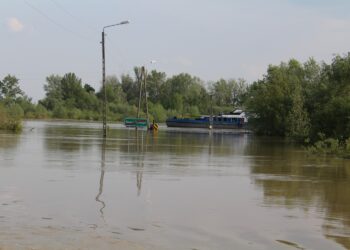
1,0 -> 350,101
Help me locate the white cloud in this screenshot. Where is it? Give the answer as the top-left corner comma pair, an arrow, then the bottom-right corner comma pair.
7,17 -> 24,32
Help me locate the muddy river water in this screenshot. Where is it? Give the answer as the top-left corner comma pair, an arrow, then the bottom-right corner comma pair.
0,120 -> 349,249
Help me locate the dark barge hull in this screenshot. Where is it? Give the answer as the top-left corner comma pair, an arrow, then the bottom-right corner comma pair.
166,120 -> 244,129
166,121 -> 209,128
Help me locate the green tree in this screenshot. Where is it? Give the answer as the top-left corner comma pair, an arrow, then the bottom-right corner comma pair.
84,84 -> 95,94
209,78 -> 248,113
160,73 -> 206,115
41,75 -> 63,110
210,79 -> 233,107
40,73 -> 99,118
0,75 -> 24,103
16,95 -> 36,117
305,54 -> 350,141
97,75 -> 126,104
60,73 -> 85,107
44,75 -> 63,100
285,83 -> 310,141
149,103 -> 167,122
245,59 -> 308,136
146,70 -> 167,104
121,72 -> 138,105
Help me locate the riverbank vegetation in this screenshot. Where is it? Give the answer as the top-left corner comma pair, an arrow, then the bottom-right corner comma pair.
0,75 -> 51,131
0,75 -> 26,131
2,53 -> 350,156
245,53 -> 350,155
38,71 -> 248,122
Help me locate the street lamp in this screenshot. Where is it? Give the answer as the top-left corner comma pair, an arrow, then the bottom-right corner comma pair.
101,20 -> 129,137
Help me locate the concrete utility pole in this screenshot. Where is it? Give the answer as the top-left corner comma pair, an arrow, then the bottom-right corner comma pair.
101,30 -> 106,137
143,66 -> 149,123
101,20 -> 129,137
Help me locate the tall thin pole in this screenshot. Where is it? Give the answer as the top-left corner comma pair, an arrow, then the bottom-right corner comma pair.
210,94 -> 213,129
102,30 -> 107,137
143,66 -> 149,124
137,67 -> 142,119
101,20 -> 129,137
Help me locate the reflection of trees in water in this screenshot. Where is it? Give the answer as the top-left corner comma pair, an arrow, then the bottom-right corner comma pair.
0,132 -> 21,168
0,132 -> 20,150
135,129 -> 145,196
43,126 -> 102,170
43,125 -> 249,161
322,173 -> 350,248
41,124 -> 251,217
43,126 -> 97,153
109,130 -> 250,196
117,130 -> 250,194
246,139 -> 350,249
118,130 -> 248,156
122,129 -> 148,196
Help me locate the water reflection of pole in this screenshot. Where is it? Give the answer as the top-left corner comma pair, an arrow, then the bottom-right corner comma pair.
136,66 -> 149,125
96,138 -> 106,218
208,131 -> 213,155
136,129 -> 147,196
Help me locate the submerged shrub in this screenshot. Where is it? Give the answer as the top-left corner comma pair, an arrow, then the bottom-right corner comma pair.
0,103 -> 22,132
308,137 -> 350,158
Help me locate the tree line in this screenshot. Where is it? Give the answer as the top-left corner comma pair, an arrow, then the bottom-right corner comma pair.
0,68 -> 248,126
1,53 -> 350,153
245,53 -> 350,156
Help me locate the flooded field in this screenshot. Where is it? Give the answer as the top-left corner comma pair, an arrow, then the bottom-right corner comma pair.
0,120 -> 349,249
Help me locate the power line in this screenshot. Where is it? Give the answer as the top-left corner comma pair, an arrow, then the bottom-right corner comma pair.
23,0 -> 93,42
23,0 -> 131,81
49,0 -> 98,33
104,39 -> 130,74
25,0 -> 129,68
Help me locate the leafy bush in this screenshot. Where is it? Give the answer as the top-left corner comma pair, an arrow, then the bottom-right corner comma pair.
67,108 -> 82,120
0,103 -> 22,132
308,136 -> 350,158
308,138 -> 341,155
52,104 -> 67,119
149,103 -> 167,122
34,104 -> 50,119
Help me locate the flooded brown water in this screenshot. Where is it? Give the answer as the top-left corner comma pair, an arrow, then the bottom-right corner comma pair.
0,120 -> 349,249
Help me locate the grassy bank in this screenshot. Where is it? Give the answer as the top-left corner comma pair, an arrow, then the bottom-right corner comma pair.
0,103 -> 22,132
